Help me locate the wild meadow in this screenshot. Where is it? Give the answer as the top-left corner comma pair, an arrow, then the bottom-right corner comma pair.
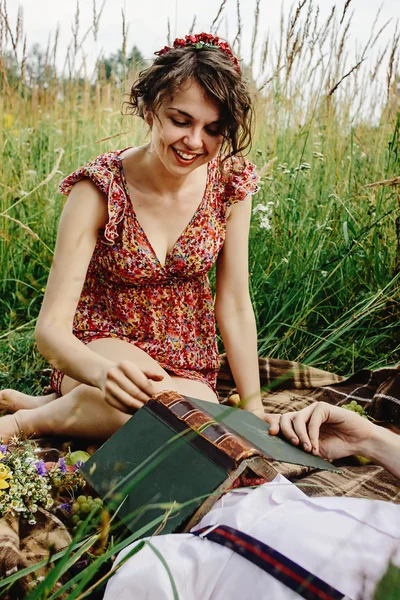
1,0 -> 399,396
0,0 -> 399,595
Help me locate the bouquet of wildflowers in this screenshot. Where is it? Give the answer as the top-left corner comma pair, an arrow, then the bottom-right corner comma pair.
0,437 -> 84,525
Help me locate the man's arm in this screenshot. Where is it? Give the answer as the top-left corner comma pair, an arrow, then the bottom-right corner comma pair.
360,423 -> 400,478
276,402 -> 400,478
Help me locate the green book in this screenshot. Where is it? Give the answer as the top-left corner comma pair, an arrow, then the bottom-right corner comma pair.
81,392 -> 338,536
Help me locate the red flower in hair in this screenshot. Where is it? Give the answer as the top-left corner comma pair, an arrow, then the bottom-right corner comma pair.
199,32 -> 213,43
155,32 -> 241,74
156,45 -> 170,56
173,38 -> 186,48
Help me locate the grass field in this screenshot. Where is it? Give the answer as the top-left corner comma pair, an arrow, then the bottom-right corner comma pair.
0,0 -> 400,593
1,2 -> 399,394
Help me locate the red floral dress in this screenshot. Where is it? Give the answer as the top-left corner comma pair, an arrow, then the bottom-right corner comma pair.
50,149 -> 259,395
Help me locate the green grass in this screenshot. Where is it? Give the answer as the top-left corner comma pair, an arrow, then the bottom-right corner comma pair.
248,112 -> 400,373
0,105 -> 398,600
1,98 -> 399,392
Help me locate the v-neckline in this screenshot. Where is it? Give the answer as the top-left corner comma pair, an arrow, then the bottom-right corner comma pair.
116,150 -> 211,269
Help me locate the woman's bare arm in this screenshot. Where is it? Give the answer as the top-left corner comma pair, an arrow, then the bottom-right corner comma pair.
35,179 -> 113,387
35,179 -> 160,406
215,196 -> 264,416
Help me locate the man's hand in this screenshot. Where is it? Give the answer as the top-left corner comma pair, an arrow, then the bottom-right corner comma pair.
273,402 -> 376,460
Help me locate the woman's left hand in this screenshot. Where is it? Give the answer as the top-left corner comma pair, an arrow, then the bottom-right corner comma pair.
249,407 -> 280,435
228,394 -> 280,434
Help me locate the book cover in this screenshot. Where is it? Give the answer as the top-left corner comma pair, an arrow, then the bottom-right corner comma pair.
82,391 -> 338,535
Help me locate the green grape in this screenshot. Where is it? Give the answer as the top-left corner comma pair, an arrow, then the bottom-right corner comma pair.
69,495 -> 105,537
80,502 -> 91,514
342,402 -> 367,417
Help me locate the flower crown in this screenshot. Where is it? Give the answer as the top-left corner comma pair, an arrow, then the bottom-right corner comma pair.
155,32 -> 241,74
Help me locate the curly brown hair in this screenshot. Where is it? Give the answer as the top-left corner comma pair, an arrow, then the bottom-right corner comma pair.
126,45 -> 254,163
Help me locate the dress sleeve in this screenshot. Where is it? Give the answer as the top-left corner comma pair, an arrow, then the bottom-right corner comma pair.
58,153 -> 126,244
221,156 -> 260,209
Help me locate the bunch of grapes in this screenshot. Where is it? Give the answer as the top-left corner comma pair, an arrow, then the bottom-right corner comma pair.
341,402 -> 372,465
341,400 -> 368,419
70,495 -> 104,533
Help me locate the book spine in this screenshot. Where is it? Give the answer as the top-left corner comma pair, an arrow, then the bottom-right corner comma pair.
146,400 -> 236,472
153,391 -> 263,463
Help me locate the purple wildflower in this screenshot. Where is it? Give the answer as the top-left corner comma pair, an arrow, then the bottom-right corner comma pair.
57,457 -> 68,473
0,444 -> 7,455
73,461 -> 84,471
60,502 -> 71,512
35,460 -> 47,477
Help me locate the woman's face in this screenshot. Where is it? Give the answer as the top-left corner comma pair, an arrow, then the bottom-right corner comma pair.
144,79 -> 224,177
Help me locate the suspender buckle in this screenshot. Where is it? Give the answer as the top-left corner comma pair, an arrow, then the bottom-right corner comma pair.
196,524 -> 220,538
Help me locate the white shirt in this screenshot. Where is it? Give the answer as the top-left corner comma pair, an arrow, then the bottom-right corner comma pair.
104,475 -> 400,600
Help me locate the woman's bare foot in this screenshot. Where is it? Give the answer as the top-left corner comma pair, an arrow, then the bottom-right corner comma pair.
0,414 -> 22,443
0,389 -> 57,413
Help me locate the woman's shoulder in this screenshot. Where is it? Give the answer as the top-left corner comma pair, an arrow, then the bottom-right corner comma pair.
58,149 -> 132,244
58,148 -> 131,197
213,155 -> 260,207
223,154 -> 258,179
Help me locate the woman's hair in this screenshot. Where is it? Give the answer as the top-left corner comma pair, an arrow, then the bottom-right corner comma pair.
126,45 -> 254,163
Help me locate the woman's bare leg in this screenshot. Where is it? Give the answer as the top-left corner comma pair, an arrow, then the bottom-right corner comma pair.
0,337 -> 173,413
11,384 -> 130,440
169,375 -> 217,403
0,390 -> 57,413
0,338 -> 217,442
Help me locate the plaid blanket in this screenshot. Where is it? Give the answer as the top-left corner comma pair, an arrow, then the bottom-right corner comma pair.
1,357 -> 399,592
0,508 -> 71,598
218,355 -> 400,504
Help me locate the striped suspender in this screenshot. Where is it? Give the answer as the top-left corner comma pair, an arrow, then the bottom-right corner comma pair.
193,525 -> 346,600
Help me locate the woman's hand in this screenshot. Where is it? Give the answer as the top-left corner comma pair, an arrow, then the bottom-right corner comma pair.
226,394 -> 280,434
248,407 -> 281,435
101,361 -> 164,413
274,402 -> 376,460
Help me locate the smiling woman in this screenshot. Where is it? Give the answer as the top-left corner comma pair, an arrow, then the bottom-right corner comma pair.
117,82 -> 223,268
0,33 -> 272,443
140,80 -> 223,177
127,33 -> 253,163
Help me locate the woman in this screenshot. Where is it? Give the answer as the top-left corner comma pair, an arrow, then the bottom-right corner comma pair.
0,33 -> 273,442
